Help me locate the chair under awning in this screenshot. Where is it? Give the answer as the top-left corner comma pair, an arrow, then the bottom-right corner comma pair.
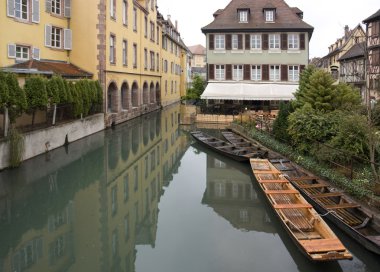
201,82 -> 298,100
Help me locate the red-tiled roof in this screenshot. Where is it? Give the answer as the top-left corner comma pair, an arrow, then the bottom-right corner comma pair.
188,44 -> 206,55
202,0 -> 313,36
3,60 -> 93,78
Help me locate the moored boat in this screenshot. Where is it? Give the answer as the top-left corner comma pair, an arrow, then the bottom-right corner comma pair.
250,158 -> 352,261
270,158 -> 380,255
190,131 -> 266,162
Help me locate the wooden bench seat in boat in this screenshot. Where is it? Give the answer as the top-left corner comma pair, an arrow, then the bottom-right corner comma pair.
298,184 -> 329,189
300,238 -> 346,253
290,176 -> 318,182
258,179 -> 289,183
274,203 -> 312,209
265,190 -> 299,194
325,203 -> 361,210
311,192 -> 343,198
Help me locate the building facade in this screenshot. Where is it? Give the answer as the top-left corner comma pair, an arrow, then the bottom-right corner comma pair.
1,0 -> 189,127
188,44 -> 207,80
363,9 -> 380,102
319,25 -> 366,81
201,0 -> 313,110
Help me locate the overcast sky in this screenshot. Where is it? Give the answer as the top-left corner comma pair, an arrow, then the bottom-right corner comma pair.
157,0 -> 379,58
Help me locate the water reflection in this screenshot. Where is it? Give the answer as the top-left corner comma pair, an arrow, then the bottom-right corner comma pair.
0,104 -> 189,272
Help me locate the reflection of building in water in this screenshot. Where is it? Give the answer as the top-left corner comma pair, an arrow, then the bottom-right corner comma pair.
202,153 -> 275,233
0,103 -> 189,272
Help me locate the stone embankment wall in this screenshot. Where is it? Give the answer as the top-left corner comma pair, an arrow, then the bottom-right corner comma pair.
0,113 -> 105,170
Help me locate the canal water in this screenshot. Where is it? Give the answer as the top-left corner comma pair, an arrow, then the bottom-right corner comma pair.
0,104 -> 379,272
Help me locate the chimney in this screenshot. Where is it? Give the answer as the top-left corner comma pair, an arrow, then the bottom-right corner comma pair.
167,14 -> 171,21
344,25 -> 349,39
175,20 -> 178,30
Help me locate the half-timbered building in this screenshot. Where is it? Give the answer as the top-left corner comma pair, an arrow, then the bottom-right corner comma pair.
363,9 -> 380,102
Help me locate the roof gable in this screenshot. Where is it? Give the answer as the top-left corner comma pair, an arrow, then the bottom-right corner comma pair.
202,0 -> 313,35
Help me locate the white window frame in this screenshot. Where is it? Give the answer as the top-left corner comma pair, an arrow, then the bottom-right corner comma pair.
110,0 -> 115,18
233,65 -> 243,81
122,0 -> 128,26
51,26 -> 62,48
288,34 -> 299,50
269,34 -> 280,50
144,48 -> 148,69
15,45 -> 30,60
265,10 -> 274,22
215,65 -> 225,80
288,65 -> 299,81
51,0 -> 61,15
250,34 -> 261,50
15,0 -> 29,21
251,65 -> 261,81
133,43 -> 137,68
232,34 -> 239,50
215,35 -> 225,50
239,10 -> 248,23
133,7 -> 137,31
270,65 -> 280,81
109,35 -> 115,63
122,40 -> 127,66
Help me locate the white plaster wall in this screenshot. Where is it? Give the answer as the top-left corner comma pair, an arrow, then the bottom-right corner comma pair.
0,113 -> 105,170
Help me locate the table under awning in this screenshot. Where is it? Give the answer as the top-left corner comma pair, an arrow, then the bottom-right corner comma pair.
201,82 -> 298,100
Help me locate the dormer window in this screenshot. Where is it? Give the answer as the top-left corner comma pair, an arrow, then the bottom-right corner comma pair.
265,10 -> 274,22
239,10 -> 248,23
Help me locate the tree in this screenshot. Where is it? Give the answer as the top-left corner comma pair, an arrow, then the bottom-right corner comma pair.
183,75 -> 206,100
293,67 -> 361,112
6,73 -> 27,124
46,76 -> 60,105
24,76 -> 48,126
272,102 -> 293,143
0,72 -> 9,109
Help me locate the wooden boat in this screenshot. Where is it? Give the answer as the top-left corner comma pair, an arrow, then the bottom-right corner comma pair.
222,130 -> 269,157
250,158 -> 352,261
270,158 -> 380,255
190,131 -> 266,162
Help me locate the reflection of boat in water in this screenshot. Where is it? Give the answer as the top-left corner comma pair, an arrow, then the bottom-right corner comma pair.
191,131 -> 266,162
250,159 -> 352,262
270,158 -> 380,256
193,141 -> 344,271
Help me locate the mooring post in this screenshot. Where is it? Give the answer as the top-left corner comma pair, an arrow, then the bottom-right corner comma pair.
4,107 -> 9,137
52,104 -> 57,125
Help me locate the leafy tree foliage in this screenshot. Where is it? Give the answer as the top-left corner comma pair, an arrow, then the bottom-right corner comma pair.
6,73 -> 27,123
0,72 -> 9,109
272,102 -> 293,143
24,76 -> 48,125
293,68 -> 361,112
183,75 -> 206,100
46,76 -> 60,104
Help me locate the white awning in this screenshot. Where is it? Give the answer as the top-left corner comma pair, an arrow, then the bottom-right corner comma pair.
201,82 -> 298,100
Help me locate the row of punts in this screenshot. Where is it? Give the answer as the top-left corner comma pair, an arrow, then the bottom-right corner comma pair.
190,129 -> 380,261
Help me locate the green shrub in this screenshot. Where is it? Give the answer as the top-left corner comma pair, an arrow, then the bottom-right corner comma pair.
6,73 -> 27,123
24,76 -> 48,125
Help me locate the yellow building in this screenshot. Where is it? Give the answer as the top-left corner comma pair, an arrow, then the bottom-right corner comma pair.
1,0 -> 189,127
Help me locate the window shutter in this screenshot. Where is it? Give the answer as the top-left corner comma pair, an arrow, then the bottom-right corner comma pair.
64,29 -> 72,50
32,0 -> 40,23
7,0 -> 15,17
262,34 -> 268,50
300,33 -> 305,50
262,65 -> 269,81
45,25 -> 52,47
64,0 -> 71,18
244,64 -> 250,80
281,65 -> 288,81
281,34 -> 287,50
226,64 -> 232,80
226,34 -> 232,50
209,34 -> 214,50
238,34 -> 243,50
208,64 -> 215,80
245,34 -> 250,50
45,0 -> 51,12
33,47 -> 40,60
7,44 -> 16,58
